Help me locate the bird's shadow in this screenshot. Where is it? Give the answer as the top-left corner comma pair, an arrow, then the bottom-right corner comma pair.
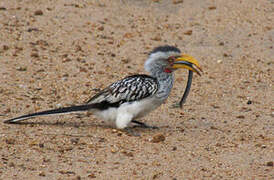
14,120 -> 101,128
7,119 -> 164,137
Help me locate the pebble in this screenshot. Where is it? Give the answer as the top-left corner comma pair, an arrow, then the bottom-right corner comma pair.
88,173 -> 96,178
151,35 -> 162,41
266,161 -> 273,167
217,60 -> 223,63
208,6 -> 217,10
173,0 -> 183,4
122,151 -> 134,157
16,67 -> 27,71
34,10 -> 43,16
27,27 -> 39,32
150,134 -> 166,143
39,143 -> 44,148
31,52 -> 39,58
98,26 -> 104,31
39,172 -> 46,176
3,45 -> 9,50
236,115 -> 245,119
247,100 -> 252,104
70,138 -> 79,144
184,30 -> 192,35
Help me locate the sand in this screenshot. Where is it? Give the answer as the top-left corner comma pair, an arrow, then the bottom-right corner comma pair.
0,0 -> 273,179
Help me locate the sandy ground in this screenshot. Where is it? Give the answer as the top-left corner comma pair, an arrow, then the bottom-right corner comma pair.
0,0 -> 273,179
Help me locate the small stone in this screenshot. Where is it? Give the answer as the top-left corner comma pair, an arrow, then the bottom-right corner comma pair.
219,42 -> 224,46
236,115 -> 245,119
59,170 -> 75,175
151,134 -> 165,143
27,28 -> 39,32
39,172 -> 46,176
88,173 -> 96,178
266,161 -> 273,167
34,10 -> 43,16
111,148 -> 117,153
124,33 -> 134,38
36,39 -> 49,46
122,58 -> 130,64
211,104 -> 220,108
184,30 -> 192,35
210,126 -> 218,130
79,67 -> 87,73
43,158 -> 50,163
122,151 -> 134,157
208,6 -> 216,10
65,146 -> 73,151
31,52 -> 39,58
151,35 -> 162,41
173,0 -> 183,4
75,45 -> 82,52
16,67 -> 27,71
98,137 -> 106,143
70,138 -> 79,144
112,129 -> 118,133
39,143 -> 44,148
3,45 -> 9,50
98,26 -> 104,31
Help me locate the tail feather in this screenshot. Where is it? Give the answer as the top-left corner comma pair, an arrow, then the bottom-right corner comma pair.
3,104 -> 96,124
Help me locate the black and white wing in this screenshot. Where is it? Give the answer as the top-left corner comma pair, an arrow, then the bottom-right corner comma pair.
86,74 -> 159,110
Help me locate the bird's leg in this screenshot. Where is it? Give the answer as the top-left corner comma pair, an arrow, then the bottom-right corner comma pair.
171,103 -> 181,108
123,127 -> 140,137
131,120 -> 158,129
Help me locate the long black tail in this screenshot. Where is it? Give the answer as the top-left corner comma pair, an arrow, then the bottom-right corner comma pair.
3,104 -> 96,124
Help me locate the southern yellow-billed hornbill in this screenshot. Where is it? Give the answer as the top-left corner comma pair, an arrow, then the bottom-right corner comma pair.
3,45 -> 202,130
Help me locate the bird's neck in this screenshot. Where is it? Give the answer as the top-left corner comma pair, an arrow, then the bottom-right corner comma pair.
150,69 -> 174,100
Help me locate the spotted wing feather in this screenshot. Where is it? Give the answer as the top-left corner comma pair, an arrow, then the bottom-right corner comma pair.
86,75 -> 158,110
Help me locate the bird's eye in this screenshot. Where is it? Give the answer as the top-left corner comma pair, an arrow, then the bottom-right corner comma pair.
168,56 -> 175,63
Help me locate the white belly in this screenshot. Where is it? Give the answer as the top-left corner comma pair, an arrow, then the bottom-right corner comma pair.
93,96 -> 163,128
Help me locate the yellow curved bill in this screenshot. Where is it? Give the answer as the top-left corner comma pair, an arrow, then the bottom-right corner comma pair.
172,54 -> 202,76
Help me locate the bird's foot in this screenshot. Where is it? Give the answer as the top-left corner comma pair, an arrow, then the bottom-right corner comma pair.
132,120 -> 159,129
123,127 -> 140,137
171,103 -> 181,109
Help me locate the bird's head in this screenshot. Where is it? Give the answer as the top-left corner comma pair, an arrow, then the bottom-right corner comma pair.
145,45 -> 202,76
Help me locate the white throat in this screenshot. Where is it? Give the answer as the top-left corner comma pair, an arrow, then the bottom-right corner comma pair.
144,52 -> 175,100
